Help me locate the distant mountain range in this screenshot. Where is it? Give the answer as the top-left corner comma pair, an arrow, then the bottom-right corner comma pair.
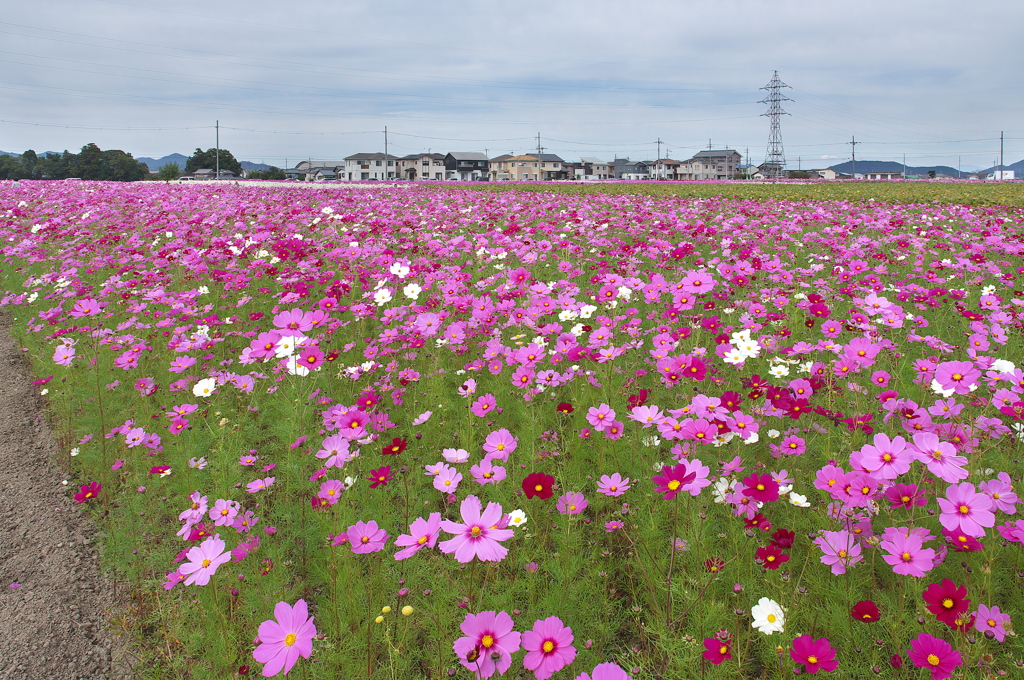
827,160 -> 967,177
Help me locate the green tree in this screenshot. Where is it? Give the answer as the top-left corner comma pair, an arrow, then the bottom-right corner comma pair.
37,152 -> 69,180
928,170 -> 937,179
247,166 -> 285,180
184,147 -> 242,176
157,162 -> 181,181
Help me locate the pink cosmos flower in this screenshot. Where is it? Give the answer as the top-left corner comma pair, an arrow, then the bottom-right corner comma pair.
790,634 -> 839,673
179,534 -> 231,586
439,495 -> 514,563
856,432 -> 910,480
470,459 -> 506,486
433,465 -> 463,493
317,480 -> 344,506
453,610 -> 521,679
253,599 -> 317,677
348,520 -> 389,554
53,344 -> 75,366
575,662 -> 634,680
597,473 -> 631,497
653,463 -> 697,500
910,432 -> 968,483
880,530 -> 935,577
522,616 -> 577,680
979,472 -> 1018,514
974,604 -> 1011,642
556,492 -> 588,515
937,483 -> 994,537
247,477 -> 275,493
314,434 -> 351,469
906,633 -> 962,680
585,404 -> 616,431
470,394 -> 498,417
393,513 -> 441,561
813,530 -> 863,575
483,429 -> 518,461
210,499 -> 239,526
934,361 -> 981,395
442,448 -> 470,463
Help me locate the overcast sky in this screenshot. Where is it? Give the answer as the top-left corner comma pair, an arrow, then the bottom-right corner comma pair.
1,0 -> 1020,170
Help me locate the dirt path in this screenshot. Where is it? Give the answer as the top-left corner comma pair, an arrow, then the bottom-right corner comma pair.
0,310 -> 128,679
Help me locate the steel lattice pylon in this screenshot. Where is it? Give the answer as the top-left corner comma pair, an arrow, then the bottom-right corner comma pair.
759,71 -> 791,180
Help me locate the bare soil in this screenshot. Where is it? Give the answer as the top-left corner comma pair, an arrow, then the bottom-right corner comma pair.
0,310 -> 129,679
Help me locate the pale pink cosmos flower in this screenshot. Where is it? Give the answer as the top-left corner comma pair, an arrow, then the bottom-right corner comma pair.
597,473 -> 631,497
979,472 -> 1018,514
442,448 -> 470,463
855,432 -> 911,480
178,491 -> 208,524
812,529 -> 863,575
179,534 -> 231,586
247,477 -> 275,493
317,480 -> 344,506
910,432 -> 969,483
210,499 -> 239,526
470,459 -> 506,486
53,344 -> 75,366
934,360 -> 981,395
628,404 -> 666,428
393,513 -> 442,561
439,495 -> 514,563
482,429 -> 518,461
556,492 -> 588,515
522,616 -> 577,680
315,434 -> 351,469
252,599 -> 317,676
880,530 -> 935,577
575,662 -> 634,680
433,465 -> 463,493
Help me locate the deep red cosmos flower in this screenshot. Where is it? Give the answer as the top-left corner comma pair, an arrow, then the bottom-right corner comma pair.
522,473 -> 555,500
742,474 -> 780,503
382,437 -> 407,456
851,600 -> 880,623
755,545 -> 789,570
556,402 -> 574,415
770,528 -> 795,550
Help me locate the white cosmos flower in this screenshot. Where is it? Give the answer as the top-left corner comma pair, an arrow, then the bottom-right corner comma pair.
508,509 -> 528,528
274,335 -> 303,359
373,288 -> 393,306
751,597 -> 786,635
389,262 -> 411,278
768,364 -> 790,378
722,349 -> 748,366
788,492 -> 810,507
193,378 -> 217,398
285,355 -> 311,376
578,305 -> 597,319
403,283 -> 422,300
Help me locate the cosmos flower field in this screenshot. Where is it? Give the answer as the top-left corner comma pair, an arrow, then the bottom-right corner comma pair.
2,179 -> 1024,679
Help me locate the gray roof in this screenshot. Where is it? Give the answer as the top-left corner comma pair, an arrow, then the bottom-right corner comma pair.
344,153 -> 400,161
580,157 -> 607,164
400,153 -> 445,160
693,149 -> 740,158
534,153 -> 565,163
447,152 -> 489,161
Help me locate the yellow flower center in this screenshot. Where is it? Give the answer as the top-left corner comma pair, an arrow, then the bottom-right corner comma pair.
883,454 -> 892,462
417,535 -> 428,545
471,526 -> 482,537
959,505 -> 969,514
535,484 -> 543,492
901,552 -> 912,561
481,635 -> 494,648
719,645 -> 728,655
285,633 -> 297,647
609,486 -> 617,492
766,614 -> 776,623
497,444 -> 505,450
542,641 -> 555,653
838,550 -> 847,558
942,598 -> 954,609
807,656 -> 818,664
667,480 -> 681,491
569,505 -> 577,512
927,654 -> 940,666
361,536 -> 369,544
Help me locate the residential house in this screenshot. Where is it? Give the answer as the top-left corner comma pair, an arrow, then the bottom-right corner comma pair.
862,171 -> 903,180
397,153 -> 445,180
488,153 -> 566,181
614,158 -> 649,180
444,152 -> 490,181
574,157 -> 613,180
649,158 -> 683,180
343,153 -> 400,181
680,150 -> 742,180
808,168 -> 837,180
286,161 -> 345,181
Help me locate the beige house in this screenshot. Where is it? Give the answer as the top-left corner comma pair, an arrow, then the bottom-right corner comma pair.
489,153 -> 566,181
397,153 -> 445,180
677,150 -> 742,180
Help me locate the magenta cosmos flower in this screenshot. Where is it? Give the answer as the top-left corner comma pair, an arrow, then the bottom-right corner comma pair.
652,463 -> 697,500
790,634 -> 838,673
522,616 -> 577,680
470,393 -> 498,417
742,473 -> 780,503
253,599 -> 317,677
393,513 -> 441,561
906,633 -> 962,680
347,520 -> 390,554
439,495 -> 514,563
179,534 -> 231,586
936,482 -> 994,538
74,481 -> 101,504
453,610 -> 521,679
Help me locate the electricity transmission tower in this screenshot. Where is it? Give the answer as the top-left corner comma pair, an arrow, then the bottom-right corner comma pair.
759,71 -> 791,179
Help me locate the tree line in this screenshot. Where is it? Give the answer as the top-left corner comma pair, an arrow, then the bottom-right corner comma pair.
0,144 -> 150,181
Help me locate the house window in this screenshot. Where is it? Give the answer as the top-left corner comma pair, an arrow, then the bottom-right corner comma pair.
375,160 -> 382,166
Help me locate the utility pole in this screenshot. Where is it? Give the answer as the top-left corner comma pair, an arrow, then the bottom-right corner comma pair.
384,126 -> 389,179
656,138 -> 662,179
1000,130 -> 1004,178
958,156 -> 961,179
798,156 -> 801,171
759,71 -> 791,179
849,136 -> 860,178
903,153 -> 906,179
215,120 -> 220,180
536,132 -> 544,156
